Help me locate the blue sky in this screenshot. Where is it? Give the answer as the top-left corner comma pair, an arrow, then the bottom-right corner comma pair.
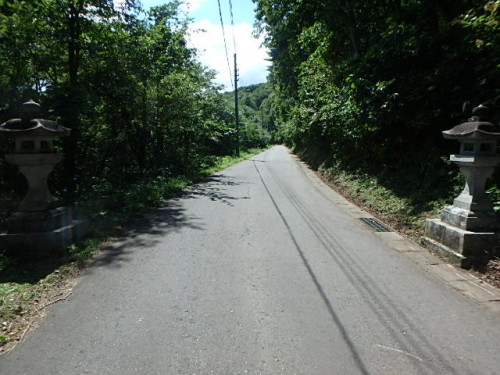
183,0 -> 256,24
139,0 -> 270,89
141,0 -> 256,24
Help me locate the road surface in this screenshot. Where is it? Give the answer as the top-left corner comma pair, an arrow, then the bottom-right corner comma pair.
1,146 -> 500,374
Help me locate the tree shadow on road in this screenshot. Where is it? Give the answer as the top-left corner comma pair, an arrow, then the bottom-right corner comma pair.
0,201 -> 203,282
0,173 -> 252,279
178,174 -> 251,206
91,200 -> 204,269
91,173 -> 250,269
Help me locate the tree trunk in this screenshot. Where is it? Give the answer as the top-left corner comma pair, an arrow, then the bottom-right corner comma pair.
345,0 -> 360,58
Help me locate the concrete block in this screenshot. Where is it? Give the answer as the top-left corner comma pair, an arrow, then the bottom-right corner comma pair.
0,207 -> 88,259
440,206 -> 499,232
421,236 -> 465,265
425,219 -> 497,258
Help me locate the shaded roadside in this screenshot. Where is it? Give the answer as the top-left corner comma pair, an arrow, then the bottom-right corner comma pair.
0,149 -> 266,354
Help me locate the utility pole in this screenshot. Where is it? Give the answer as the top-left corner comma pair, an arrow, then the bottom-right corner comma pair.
234,53 -> 240,156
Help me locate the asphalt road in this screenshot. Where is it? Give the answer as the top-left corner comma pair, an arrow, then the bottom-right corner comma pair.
1,145 -> 500,375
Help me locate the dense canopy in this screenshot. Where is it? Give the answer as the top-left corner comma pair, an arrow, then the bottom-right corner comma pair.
254,0 -> 500,212
0,0 -> 270,223
254,0 -> 499,163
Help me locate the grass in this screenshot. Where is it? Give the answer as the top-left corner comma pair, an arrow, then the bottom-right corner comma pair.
200,150 -> 261,175
0,147 -> 267,353
0,264 -> 72,320
316,160 -> 459,240
313,154 -> 500,288
0,259 -> 77,352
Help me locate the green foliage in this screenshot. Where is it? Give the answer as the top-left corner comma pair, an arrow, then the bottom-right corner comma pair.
0,0 -> 251,226
0,148 -> 266,348
74,148 -> 266,226
223,83 -> 274,147
487,167 -> 500,212
255,0 -> 500,231
0,282 -> 31,320
0,1 -> 270,345
319,157 -> 464,236
67,238 -> 102,263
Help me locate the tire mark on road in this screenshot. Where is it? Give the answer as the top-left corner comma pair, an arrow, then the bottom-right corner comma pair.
253,160 -> 371,375
259,160 -> 462,375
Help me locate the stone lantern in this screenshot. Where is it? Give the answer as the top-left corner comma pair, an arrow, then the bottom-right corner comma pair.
0,100 -> 86,257
1,100 -> 70,210
423,105 -> 500,267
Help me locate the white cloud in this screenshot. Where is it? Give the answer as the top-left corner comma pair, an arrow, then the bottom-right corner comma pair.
112,1 -> 269,89
181,0 -> 206,12
112,0 -> 125,9
187,20 -> 270,90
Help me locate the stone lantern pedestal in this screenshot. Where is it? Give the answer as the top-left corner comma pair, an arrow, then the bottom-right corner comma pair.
5,153 -> 63,211
422,105 -> 500,267
0,100 -> 87,258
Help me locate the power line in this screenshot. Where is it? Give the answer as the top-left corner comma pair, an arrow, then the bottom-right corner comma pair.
224,0 -> 239,155
216,0 -> 234,89
216,0 -> 240,156
228,0 -> 237,53
234,53 -> 239,156
226,1 -> 239,155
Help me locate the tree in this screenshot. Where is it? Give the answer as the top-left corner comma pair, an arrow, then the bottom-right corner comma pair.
254,0 -> 498,155
223,83 -> 273,148
0,0 -> 240,218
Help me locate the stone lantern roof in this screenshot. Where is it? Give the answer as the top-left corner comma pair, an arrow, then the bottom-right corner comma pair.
0,99 -> 70,137
443,105 -> 500,140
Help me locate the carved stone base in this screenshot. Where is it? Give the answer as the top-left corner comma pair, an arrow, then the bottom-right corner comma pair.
0,207 -> 87,258
423,218 -> 498,268
440,206 -> 500,232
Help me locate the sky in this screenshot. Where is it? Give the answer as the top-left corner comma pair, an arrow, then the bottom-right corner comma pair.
134,0 -> 270,90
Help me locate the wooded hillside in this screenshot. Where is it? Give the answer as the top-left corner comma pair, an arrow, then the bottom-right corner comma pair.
254,0 -> 500,218
223,83 -> 274,148
0,1 -> 270,227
